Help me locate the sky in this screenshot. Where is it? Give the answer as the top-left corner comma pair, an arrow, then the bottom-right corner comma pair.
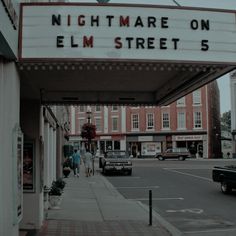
71,0 -> 234,113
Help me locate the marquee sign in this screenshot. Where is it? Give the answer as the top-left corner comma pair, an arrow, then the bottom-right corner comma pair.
19,3 -> 236,63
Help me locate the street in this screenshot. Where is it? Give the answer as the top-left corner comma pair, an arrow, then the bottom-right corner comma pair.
103,159 -> 236,235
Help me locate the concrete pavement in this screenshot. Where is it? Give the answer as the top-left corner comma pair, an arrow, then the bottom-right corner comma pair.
36,161 -> 178,236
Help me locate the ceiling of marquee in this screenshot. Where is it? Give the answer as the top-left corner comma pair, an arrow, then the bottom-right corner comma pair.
18,61 -> 235,105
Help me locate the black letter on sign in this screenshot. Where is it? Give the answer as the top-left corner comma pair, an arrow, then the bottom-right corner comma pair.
134,16 -> 144,27
161,17 -> 169,28
201,20 -> 210,30
201,40 -> 209,51
160,38 -> 167,49
190,19 -> 198,30
57,36 -> 64,47
71,36 -> 78,47
172,38 -> 179,50
52,15 -> 61,26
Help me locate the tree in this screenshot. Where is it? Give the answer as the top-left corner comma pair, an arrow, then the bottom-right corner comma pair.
221,111 -> 231,131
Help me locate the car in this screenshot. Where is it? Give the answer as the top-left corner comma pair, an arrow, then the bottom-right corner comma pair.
212,165 -> 236,194
100,150 -> 132,175
155,148 -> 190,161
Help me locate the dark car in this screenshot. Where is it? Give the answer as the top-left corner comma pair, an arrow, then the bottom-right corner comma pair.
100,150 -> 132,175
155,148 -> 190,161
212,165 -> 236,194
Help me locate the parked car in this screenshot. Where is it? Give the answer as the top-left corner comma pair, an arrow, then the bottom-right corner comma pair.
155,148 -> 190,161
212,165 -> 236,194
100,150 -> 132,175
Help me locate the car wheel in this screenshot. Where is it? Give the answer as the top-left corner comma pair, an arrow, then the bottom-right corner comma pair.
221,182 -> 232,194
178,156 -> 185,161
158,156 -> 164,161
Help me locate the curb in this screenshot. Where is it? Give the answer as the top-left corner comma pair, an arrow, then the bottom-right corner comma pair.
138,201 -> 183,236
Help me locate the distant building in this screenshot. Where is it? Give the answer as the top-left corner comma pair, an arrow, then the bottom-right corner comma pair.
69,82 -> 221,159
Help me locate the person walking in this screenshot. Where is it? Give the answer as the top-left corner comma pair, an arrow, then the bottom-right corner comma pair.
84,149 -> 93,177
71,149 -> 81,177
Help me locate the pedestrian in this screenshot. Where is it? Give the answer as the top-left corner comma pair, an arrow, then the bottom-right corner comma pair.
71,149 -> 81,177
84,149 -> 93,177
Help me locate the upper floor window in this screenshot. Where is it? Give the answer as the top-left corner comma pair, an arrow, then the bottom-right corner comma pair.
95,105 -> 101,112
162,112 -> 170,129
79,105 -> 85,112
95,117 -> 101,132
146,113 -> 154,130
177,112 -> 186,129
194,111 -> 202,128
193,89 -> 201,105
112,117 -> 118,131
131,114 -> 139,131
112,105 -> 118,111
177,97 -> 186,106
79,118 -> 86,132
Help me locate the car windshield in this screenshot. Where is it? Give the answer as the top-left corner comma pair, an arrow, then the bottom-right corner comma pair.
106,151 -> 128,158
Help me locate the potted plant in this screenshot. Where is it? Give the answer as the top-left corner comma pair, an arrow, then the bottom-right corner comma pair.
63,158 -> 71,178
48,178 -> 66,209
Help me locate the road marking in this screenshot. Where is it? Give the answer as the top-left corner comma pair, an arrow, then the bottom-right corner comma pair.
166,208 -> 203,214
164,168 -> 212,181
184,227 -> 236,234
129,197 -> 184,201
116,186 -> 159,189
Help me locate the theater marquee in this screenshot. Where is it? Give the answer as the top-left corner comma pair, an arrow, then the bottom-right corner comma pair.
20,3 -> 236,63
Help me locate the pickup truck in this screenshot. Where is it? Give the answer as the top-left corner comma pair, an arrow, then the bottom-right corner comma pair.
155,148 -> 190,161
212,165 -> 236,194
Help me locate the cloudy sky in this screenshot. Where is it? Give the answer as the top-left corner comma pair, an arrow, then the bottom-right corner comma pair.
71,0 -> 234,113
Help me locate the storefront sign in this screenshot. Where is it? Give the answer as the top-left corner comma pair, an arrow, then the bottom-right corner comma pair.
174,135 -> 203,141
138,136 -> 153,142
20,3 -> 236,63
1,0 -> 18,29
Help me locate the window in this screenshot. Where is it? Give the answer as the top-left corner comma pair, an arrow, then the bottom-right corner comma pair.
193,89 -> 201,105
79,105 -> 85,112
162,112 -> 170,129
131,114 -> 139,130
112,105 -> 118,111
177,112 -> 186,129
194,111 -> 202,128
114,141 -> 120,150
79,119 -> 86,131
95,118 -> 101,132
95,105 -> 101,112
177,97 -> 185,106
112,117 -> 118,131
146,113 -> 154,130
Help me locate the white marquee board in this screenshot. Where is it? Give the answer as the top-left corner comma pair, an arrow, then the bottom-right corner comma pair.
20,3 -> 236,63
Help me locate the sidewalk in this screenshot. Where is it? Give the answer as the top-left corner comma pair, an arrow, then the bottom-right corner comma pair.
37,161 -> 176,236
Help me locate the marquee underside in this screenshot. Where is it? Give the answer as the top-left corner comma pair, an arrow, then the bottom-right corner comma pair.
18,61 -> 234,105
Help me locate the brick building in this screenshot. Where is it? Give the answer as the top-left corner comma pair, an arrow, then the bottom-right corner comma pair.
69,81 -> 221,159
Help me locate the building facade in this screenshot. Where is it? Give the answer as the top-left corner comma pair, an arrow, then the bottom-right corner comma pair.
69,81 -> 221,159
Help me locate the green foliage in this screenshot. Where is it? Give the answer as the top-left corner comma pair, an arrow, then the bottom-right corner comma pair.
221,111 -> 231,131
49,178 -> 66,196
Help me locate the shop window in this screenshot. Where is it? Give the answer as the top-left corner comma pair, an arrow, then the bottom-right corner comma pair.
114,141 -> 120,150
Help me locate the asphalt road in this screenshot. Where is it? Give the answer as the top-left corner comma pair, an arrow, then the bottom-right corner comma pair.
103,158 -> 236,236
